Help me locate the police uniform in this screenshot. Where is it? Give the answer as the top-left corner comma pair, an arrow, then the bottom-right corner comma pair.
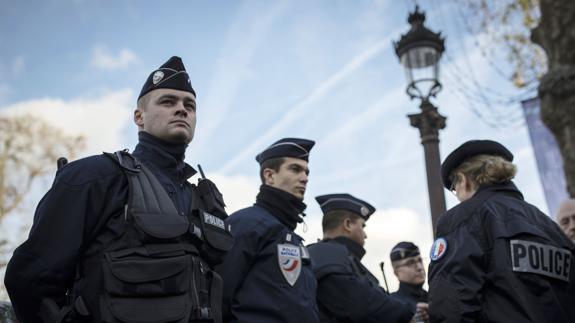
217,138 -> 319,323
308,194 -> 414,323
5,57 -> 233,323
389,242 -> 428,309
428,140 -> 575,323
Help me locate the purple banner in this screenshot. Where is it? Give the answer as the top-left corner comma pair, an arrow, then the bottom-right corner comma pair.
521,97 -> 569,218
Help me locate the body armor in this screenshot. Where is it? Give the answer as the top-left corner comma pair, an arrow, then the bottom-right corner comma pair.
48,151 -> 233,323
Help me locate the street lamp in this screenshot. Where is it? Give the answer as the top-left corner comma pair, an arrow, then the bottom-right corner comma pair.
394,6 -> 447,237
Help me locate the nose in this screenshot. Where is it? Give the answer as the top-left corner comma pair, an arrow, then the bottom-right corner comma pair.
416,261 -> 425,272
301,172 -> 308,183
174,101 -> 188,116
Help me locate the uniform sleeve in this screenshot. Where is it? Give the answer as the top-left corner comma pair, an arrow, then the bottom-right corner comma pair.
4,161 -> 125,323
428,219 -> 487,323
317,273 -> 414,323
216,214 -> 261,321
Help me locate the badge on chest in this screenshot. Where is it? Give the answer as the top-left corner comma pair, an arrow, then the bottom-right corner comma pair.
277,242 -> 302,286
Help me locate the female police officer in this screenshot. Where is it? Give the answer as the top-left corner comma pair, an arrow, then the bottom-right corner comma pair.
428,139 -> 575,323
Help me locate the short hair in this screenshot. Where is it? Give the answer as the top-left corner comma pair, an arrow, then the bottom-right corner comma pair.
259,157 -> 285,183
137,92 -> 150,110
450,154 -> 517,189
322,210 -> 361,233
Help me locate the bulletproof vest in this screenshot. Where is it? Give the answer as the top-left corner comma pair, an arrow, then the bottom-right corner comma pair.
67,151 -> 234,323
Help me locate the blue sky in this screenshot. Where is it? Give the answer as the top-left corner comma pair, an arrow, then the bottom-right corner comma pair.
0,0 -> 546,293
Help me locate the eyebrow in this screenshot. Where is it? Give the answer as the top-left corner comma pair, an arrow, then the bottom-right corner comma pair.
289,163 -> 310,173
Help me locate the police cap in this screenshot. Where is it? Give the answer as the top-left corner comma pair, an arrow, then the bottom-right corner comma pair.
390,241 -> 420,262
256,138 -> 315,164
315,193 -> 376,221
441,139 -> 514,189
138,56 -> 196,100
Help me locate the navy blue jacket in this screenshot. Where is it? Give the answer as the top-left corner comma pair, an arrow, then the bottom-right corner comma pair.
218,205 -> 319,323
390,282 -> 428,311
308,237 -> 414,323
4,132 -> 196,323
428,182 -> 575,323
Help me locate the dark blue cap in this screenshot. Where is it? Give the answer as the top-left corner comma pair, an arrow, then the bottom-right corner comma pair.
390,241 -> 420,261
441,139 -> 514,189
138,56 -> 196,100
315,193 -> 376,221
256,138 -> 315,164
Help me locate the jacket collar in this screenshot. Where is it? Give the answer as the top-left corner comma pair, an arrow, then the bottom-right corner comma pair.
132,131 -> 196,179
330,236 -> 367,260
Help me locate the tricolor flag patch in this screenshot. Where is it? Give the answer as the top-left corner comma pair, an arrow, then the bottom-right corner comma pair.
430,237 -> 448,261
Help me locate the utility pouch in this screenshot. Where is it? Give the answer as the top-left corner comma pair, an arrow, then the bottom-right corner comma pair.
101,246 -> 197,323
194,210 -> 234,266
196,178 -> 227,219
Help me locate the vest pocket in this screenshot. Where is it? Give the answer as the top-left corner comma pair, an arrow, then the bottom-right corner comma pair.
106,295 -> 189,323
101,248 -> 197,322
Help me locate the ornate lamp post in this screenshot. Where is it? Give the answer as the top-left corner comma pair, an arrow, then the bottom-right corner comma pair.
394,6 -> 446,236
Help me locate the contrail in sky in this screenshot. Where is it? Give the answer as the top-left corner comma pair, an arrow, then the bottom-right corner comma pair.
218,35 -> 396,174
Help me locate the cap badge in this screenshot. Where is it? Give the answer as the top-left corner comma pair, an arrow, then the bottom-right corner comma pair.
152,71 -> 164,85
360,206 -> 369,217
430,237 -> 448,261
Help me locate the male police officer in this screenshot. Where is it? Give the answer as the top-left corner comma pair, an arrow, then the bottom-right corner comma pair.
5,56 -> 233,323
557,199 -> 575,243
390,242 -> 429,323
428,139 -> 575,322
308,193 -> 415,323
218,138 -> 318,323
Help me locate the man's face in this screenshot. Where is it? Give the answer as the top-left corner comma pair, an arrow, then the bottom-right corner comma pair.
347,217 -> 367,246
134,88 -> 197,144
265,157 -> 309,200
393,255 -> 426,285
557,200 -> 575,243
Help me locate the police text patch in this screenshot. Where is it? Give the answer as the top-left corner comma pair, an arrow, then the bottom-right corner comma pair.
510,239 -> 571,282
203,212 -> 225,230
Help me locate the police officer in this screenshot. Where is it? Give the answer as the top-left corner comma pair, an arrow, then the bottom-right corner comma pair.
556,199 -> 575,243
217,138 -> 319,323
390,242 -> 429,323
428,139 -> 575,322
5,56 -> 233,323
308,193 -> 415,323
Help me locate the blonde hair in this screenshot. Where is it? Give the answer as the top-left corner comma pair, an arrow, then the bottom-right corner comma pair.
450,154 -> 517,188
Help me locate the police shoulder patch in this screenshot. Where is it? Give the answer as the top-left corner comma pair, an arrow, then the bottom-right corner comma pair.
430,237 -> 448,261
277,243 -> 302,286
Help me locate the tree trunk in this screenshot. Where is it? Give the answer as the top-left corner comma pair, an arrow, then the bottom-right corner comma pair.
531,0 -> 575,198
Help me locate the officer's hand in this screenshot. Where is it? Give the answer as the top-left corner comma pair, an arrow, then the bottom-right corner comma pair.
412,302 -> 429,323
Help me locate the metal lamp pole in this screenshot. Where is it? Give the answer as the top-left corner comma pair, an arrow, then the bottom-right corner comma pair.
394,6 -> 447,237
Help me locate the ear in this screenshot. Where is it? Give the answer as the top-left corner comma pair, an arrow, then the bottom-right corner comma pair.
262,168 -> 275,185
134,108 -> 144,128
342,218 -> 353,232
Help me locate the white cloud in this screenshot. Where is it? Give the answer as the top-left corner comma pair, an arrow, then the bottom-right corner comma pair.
91,45 -> 139,71
0,89 -> 135,156
207,173 -> 260,214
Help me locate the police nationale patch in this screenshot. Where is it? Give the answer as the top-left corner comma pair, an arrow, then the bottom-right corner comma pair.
430,237 -> 448,261
152,70 -> 164,84
277,244 -> 301,286
510,239 -> 571,282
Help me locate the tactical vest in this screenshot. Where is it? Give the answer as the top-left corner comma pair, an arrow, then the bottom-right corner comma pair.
58,151 -> 234,323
